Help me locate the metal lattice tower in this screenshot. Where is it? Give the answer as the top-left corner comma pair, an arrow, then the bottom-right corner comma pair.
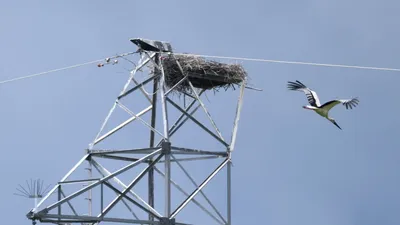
26,38 -> 247,225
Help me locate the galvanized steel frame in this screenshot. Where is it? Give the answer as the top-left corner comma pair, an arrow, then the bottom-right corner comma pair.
26,43 -> 246,225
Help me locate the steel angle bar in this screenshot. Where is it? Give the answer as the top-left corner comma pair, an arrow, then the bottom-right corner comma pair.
89,147 -> 161,155
187,80 -> 225,141
134,52 -> 156,72
171,151 -> 225,156
229,81 -> 246,152
155,90 -> 204,147
118,74 -> 159,100
117,102 -> 165,139
119,197 -> 142,222
171,146 -> 227,156
32,154 -> 90,212
153,167 -> 224,225
57,186 -> 61,222
94,105 -> 152,145
158,156 -> 220,163
99,153 -> 164,218
158,54 -> 170,140
58,178 -> 100,185
39,219 -> 190,225
227,159 -> 232,225
168,89 -> 205,133
171,154 -> 227,224
40,150 -> 161,213
181,91 -> 196,100
39,219 -> 97,224
38,214 -> 159,224
103,182 -> 162,220
98,186 -> 142,225
91,154 -> 141,162
148,65 -> 158,222
168,104 -> 201,138
170,158 -> 230,219
164,76 -> 188,96
41,216 -> 192,225
166,97 -> 229,147
130,76 -> 153,103
157,53 -> 172,217
59,190 -> 85,225
91,159 -> 162,217
90,57 -> 146,149
119,52 -> 156,96
144,51 -> 162,71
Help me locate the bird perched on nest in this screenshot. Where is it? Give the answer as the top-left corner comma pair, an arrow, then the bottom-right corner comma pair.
287,80 -> 359,130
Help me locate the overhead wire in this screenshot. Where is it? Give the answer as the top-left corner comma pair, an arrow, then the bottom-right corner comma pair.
1,51 -> 400,85
175,53 -> 400,72
0,51 -> 136,85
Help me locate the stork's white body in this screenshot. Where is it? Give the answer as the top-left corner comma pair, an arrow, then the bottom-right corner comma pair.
288,80 -> 359,130
305,105 -> 328,117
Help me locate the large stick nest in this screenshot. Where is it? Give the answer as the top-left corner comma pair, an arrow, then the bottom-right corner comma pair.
160,54 -> 247,94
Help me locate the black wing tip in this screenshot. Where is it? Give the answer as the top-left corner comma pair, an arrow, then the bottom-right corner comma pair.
343,97 -> 360,109
287,80 -> 306,90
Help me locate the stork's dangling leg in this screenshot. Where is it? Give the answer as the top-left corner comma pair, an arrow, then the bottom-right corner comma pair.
327,117 -> 342,130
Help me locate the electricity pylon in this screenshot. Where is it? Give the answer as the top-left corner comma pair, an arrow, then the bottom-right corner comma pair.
26,38 -> 247,225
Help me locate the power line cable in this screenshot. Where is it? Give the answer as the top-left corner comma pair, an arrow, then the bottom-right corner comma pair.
0,52 -> 136,85
2,51 -> 400,85
175,53 -> 400,72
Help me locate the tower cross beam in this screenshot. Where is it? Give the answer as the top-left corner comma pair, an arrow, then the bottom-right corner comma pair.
102,181 -> 162,220
93,105 -> 153,145
166,97 -> 229,147
153,166 -> 225,225
91,159 -> 162,218
155,90 -> 205,148
98,153 -> 164,219
170,158 -> 230,219
171,154 -> 227,224
36,150 -> 161,214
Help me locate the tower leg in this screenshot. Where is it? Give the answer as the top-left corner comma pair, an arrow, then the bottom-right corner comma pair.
157,53 -> 171,217
148,54 -> 159,222
227,158 -> 232,225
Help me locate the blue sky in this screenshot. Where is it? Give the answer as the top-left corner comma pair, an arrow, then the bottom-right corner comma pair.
1,1 -> 400,224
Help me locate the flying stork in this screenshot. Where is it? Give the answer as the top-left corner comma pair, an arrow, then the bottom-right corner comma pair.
287,80 -> 359,130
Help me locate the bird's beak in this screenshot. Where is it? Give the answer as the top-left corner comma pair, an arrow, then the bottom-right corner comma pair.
331,120 -> 342,130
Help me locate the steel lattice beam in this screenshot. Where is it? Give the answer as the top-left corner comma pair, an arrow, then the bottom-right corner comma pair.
26,38 -> 247,225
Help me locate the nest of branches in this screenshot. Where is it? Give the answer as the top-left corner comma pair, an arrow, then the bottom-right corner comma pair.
160,54 -> 247,94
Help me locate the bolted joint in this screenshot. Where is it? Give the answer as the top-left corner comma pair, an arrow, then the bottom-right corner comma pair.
161,141 -> 172,155
160,217 -> 176,225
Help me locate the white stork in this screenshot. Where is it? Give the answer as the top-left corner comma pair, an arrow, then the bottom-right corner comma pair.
287,80 -> 359,130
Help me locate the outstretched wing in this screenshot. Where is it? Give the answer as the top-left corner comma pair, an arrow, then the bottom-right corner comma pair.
287,80 -> 321,107
320,98 -> 359,111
